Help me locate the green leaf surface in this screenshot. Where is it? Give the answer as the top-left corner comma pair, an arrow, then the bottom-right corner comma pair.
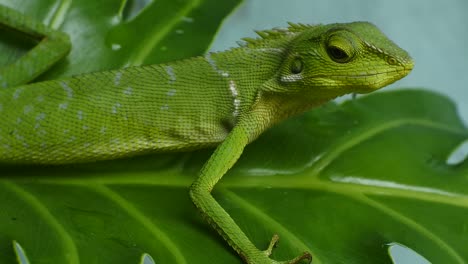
1,1 -> 468,264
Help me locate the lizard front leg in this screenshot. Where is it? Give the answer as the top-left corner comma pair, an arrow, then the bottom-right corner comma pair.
0,4 -> 70,87
190,116 -> 312,264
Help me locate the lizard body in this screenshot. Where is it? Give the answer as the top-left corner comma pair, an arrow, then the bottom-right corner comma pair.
0,5 -> 413,263
0,52 -> 271,163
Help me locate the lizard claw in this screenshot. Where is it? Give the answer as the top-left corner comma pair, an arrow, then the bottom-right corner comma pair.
284,251 -> 312,264
263,234 -> 312,263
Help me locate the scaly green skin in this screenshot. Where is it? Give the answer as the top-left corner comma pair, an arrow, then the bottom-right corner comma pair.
0,5 -> 413,264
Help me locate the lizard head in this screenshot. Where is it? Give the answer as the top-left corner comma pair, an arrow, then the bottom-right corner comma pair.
271,22 -> 413,99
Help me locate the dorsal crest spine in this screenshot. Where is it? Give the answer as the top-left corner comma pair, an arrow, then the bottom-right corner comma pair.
239,22 -> 321,48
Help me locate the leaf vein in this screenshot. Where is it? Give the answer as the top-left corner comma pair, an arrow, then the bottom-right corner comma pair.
309,118 -> 467,176
91,184 -> 187,264
0,181 -> 80,264
350,193 -> 465,263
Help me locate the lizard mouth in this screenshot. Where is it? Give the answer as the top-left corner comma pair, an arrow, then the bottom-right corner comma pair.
308,67 -> 413,95
314,68 -> 412,79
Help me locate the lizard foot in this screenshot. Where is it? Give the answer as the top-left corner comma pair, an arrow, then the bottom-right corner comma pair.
263,234 -> 280,257
263,234 -> 312,264
281,252 -> 312,264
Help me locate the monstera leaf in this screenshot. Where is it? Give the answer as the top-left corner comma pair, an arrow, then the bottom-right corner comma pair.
1,1 -> 468,264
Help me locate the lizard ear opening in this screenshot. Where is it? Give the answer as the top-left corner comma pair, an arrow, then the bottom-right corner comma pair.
290,57 -> 304,74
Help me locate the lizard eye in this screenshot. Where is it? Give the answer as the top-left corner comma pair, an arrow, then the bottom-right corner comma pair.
290,58 -> 303,74
327,46 -> 349,62
326,34 -> 355,63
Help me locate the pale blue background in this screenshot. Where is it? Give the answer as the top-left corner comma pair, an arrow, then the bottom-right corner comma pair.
210,0 -> 468,263
211,0 -> 468,126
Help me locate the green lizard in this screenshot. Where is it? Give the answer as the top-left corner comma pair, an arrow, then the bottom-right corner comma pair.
0,4 -> 413,264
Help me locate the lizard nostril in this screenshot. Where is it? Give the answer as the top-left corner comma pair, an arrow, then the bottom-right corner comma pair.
387,57 -> 397,65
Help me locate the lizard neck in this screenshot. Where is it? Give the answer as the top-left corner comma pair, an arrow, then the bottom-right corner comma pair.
206,45 -> 287,123
239,90 -> 331,143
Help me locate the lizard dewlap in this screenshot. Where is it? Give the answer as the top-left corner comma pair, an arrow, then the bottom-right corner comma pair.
0,4 -> 413,263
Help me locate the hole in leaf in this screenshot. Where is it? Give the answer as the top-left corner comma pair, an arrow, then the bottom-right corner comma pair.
13,241 -> 30,264
139,253 -> 155,264
122,0 -> 152,22
387,243 -> 430,264
446,138 -> 468,165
